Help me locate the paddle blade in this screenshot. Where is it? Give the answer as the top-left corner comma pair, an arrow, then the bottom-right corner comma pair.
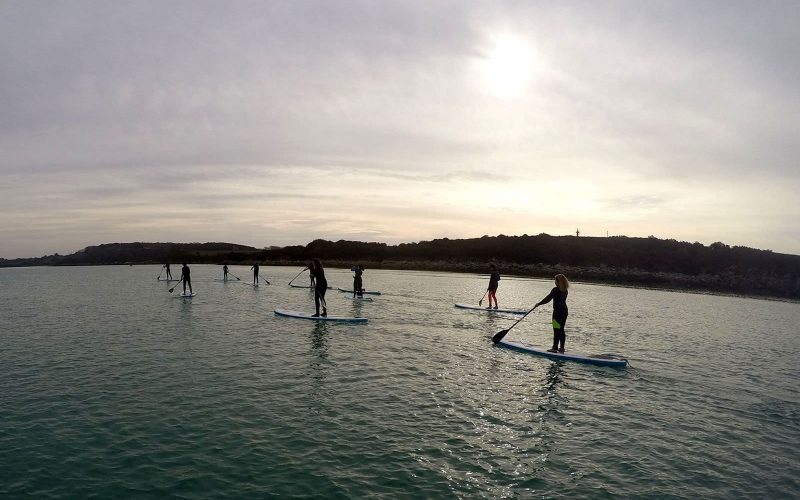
492,329 -> 510,344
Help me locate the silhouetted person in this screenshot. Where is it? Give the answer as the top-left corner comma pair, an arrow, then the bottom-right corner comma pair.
181,263 -> 192,295
532,274 -> 570,353
223,264 -> 229,280
164,263 -> 173,280
251,263 -> 260,285
487,264 -> 500,309
351,264 -> 364,297
310,258 -> 327,317
309,261 -> 316,287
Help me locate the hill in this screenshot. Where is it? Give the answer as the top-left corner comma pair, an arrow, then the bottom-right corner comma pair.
2,235 -> 798,300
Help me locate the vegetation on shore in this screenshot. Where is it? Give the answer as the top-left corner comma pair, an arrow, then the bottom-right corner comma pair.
2,235 -> 798,300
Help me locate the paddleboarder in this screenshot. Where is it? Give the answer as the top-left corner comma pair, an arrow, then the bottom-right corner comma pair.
164,263 -> 173,280
309,261 -> 316,288
487,264 -> 500,309
251,262 -> 260,286
532,274 -> 570,353
223,264 -> 229,281
351,264 -> 365,297
181,263 -> 192,295
310,258 -> 328,317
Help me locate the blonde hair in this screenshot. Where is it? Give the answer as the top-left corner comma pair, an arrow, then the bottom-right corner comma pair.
555,274 -> 570,292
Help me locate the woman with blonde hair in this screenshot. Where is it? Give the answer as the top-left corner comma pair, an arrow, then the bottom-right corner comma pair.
532,274 -> 570,353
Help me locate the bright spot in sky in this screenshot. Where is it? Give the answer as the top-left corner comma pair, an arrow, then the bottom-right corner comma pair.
479,34 -> 536,98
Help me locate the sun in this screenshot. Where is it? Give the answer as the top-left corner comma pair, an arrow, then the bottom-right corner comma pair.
479,34 -> 536,99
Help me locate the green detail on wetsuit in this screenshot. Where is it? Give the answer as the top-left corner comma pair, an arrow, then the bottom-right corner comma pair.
552,319 -> 562,329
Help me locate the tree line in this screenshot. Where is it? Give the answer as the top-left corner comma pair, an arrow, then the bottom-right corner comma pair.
2,235 -> 798,300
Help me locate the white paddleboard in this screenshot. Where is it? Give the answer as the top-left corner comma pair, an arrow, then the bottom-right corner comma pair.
289,284 -> 332,289
454,303 -> 527,314
158,279 -> 180,282
498,338 -> 627,367
274,309 -> 368,323
176,292 -> 197,298
338,287 -> 381,295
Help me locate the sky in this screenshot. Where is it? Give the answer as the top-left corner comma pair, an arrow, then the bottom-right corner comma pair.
1,0 -> 799,258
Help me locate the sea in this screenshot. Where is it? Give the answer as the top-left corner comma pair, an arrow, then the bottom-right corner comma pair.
1,265 -> 798,498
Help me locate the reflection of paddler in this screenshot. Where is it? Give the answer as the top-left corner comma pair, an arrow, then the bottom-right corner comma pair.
532,274 -> 569,353
351,264 -> 364,297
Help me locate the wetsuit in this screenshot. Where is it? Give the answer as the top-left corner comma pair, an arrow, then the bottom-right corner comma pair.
536,287 -> 568,351
353,267 -> 363,297
487,270 -> 500,308
223,265 -> 228,280
181,265 -> 192,294
311,267 -> 328,316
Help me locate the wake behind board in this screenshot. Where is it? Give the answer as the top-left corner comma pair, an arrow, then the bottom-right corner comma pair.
345,295 -> 374,302
454,303 -> 527,314
338,288 -> 381,295
498,338 -> 627,367
274,309 -> 368,323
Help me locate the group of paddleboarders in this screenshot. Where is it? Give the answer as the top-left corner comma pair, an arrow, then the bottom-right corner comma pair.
487,265 -> 570,353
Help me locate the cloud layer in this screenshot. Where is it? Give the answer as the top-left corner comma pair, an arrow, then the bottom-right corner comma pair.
1,1 -> 799,257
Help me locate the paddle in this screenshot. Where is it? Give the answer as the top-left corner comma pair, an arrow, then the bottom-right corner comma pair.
259,276 -> 271,286
157,265 -> 164,280
227,272 -> 242,281
478,289 -> 488,306
492,306 -> 537,343
168,278 -> 183,293
288,267 -> 309,286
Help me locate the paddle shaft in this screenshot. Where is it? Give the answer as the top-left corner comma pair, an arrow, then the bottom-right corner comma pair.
492,306 -> 537,343
478,289 -> 488,306
168,278 -> 183,293
288,267 -> 308,286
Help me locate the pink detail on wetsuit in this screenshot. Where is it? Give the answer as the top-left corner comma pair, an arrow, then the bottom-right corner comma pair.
488,290 -> 497,307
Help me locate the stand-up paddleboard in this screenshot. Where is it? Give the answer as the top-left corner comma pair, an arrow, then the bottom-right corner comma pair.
338,288 -> 381,295
158,278 -> 180,282
497,338 -> 627,367
176,292 -> 197,298
454,303 -> 527,314
289,284 -> 332,289
274,309 -> 368,323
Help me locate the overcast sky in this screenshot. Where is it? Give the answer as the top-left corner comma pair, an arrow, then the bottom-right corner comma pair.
1,0 -> 799,258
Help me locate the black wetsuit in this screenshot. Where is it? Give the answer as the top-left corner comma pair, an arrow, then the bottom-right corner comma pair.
252,264 -> 259,284
223,265 -> 228,280
488,271 -> 500,292
181,265 -> 192,294
311,267 -> 328,315
353,268 -> 363,297
537,287 -> 568,351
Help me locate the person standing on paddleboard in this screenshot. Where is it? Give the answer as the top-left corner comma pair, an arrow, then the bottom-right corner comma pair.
310,258 -> 327,317
309,261 -> 316,288
532,274 -> 569,353
251,262 -> 260,286
164,263 -> 173,280
181,263 -> 192,295
351,264 -> 365,297
223,264 -> 229,281
487,264 -> 500,309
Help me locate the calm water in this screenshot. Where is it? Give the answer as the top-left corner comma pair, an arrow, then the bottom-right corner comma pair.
1,265 -> 798,498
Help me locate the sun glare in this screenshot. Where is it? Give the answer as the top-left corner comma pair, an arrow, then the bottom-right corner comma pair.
479,34 -> 536,99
